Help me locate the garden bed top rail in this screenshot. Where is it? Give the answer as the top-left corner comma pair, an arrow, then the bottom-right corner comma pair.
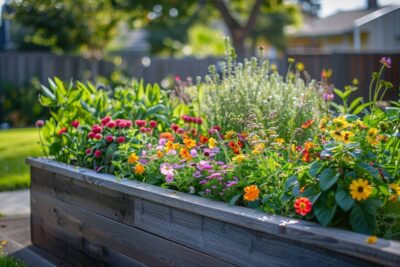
27,157 -> 400,266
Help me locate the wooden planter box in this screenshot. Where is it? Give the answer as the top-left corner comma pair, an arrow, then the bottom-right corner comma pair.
27,158 -> 400,267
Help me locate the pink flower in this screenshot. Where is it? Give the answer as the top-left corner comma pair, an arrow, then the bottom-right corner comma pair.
105,135 -> 114,143
195,118 -> 203,124
107,121 -> 116,128
165,173 -> 174,183
160,163 -> 174,176
117,136 -> 125,144
101,116 -> 111,125
323,92 -> 334,101
92,124 -> 102,133
88,132 -> 95,139
71,120 -> 80,128
85,148 -> 92,155
140,127 -> 147,133
94,133 -> 103,140
149,120 -> 157,128
135,120 -> 147,127
35,120 -> 45,128
94,150 -> 102,158
379,57 -> 391,68
177,128 -> 185,134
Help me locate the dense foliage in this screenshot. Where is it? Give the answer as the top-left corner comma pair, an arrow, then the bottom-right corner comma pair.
36,57 -> 400,239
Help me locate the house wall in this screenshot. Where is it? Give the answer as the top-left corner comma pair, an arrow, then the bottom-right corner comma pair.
359,8 -> 400,50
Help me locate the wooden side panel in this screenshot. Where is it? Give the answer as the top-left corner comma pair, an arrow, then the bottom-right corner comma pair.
31,192 -> 233,267
134,199 -> 375,267
31,167 -> 135,226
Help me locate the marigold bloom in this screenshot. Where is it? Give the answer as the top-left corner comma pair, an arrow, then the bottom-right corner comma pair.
301,119 -> 314,129
179,148 -> 192,161
183,138 -> 196,149
157,150 -> 163,159
366,235 -> 378,244
244,185 -> 260,201
349,179 -> 372,201
134,164 -> 145,175
232,154 -> 247,163
208,138 -> 217,149
294,197 -> 312,216
128,153 -> 139,164
304,141 -> 315,151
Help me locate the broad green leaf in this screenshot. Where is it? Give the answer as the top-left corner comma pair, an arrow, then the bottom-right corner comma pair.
335,186 -> 354,211
284,175 -> 297,191
229,194 -> 242,206
350,199 -> 381,234
309,161 -> 323,177
314,200 -> 337,226
333,88 -> 344,99
40,85 -> 56,100
319,168 -> 339,191
352,103 -> 371,115
348,97 -> 363,113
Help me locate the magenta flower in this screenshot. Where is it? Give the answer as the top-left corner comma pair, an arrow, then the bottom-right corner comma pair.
193,170 -> 202,178
190,149 -> 197,157
207,172 -> 222,179
226,181 -> 238,187
165,173 -> 174,183
35,120 -> 45,128
197,160 -> 212,171
160,163 -> 174,176
379,57 -> 391,68
323,92 -> 334,101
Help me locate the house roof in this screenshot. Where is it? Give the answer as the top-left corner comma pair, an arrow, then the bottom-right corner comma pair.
354,5 -> 400,27
292,9 -> 375,37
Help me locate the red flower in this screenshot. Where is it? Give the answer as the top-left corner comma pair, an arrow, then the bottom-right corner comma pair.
101,116 -> 111,125
107,121 -> 116,128
105,135 -> 114,143
195,118 -> 203,124
117,136 -> 126,144
140,127 -> 147,133
58,127 -> 67,135
212,125 -> 221,132
199,135 -> 208,143
149,120 -> 157,128
71,120 -> 80,128
302,150 -> 311,162
94,150 -> 102,158
94,133 -> 103,140
35,120 -> 45,128
92,124 -> 102,133
177,128 -> 185,134
171,123 -> 179,132
294,197 -> 312,216
301,119 -> 314,129
135,120 -> 146,127
85,148 -> 92,155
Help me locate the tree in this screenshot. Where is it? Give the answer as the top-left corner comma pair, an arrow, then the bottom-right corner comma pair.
10,0 -> 122,58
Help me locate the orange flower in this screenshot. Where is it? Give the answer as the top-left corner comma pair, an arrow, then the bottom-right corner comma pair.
128,153 -> 139,164
179,148 -> 192,161
366,235 -> 378,244
294,197 -> 312,216
134,164 -> 145,175
304,141 -> 315,151
183,138 -> 196,149
301,119 -> 314,129
159,132 -> 174,142
156,150 -> 163,159
199,135 -> 209,144
244,185 -> 260,201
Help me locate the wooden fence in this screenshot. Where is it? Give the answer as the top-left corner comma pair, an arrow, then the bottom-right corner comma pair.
0,52 -> 399,100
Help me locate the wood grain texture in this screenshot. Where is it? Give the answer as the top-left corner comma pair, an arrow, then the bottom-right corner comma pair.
31,191 -> 234,267
31,167 -> 135,226
134,199 -> 376,267
28,158 -> 400,266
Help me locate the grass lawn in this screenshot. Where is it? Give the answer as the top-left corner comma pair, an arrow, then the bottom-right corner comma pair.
0,128 -> 42,191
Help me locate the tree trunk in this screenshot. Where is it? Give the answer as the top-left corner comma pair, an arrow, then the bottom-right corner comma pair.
231,28 -> 246,61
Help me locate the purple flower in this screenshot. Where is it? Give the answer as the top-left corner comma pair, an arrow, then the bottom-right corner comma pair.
35,120 -> 45,128
197,160 -> 212,171
205,189 -> 211,194
199,179 -> 208,185
216,161 -> 225,165
211,185 -> 217,189
226,181 -> 238,187
159,138 -> 167,146
160,163 -> 174,175
139,159 -> 148,165
167,149 -> 177,155
380,57 -> 391,68
165,173 -> 174,183
190,149 -> 197,157
323,92 -> 334,101
203,147 -> 219,157
207,172 -> 222,179
173,163 -> 185,169
193,170 -> 202,178
156,145 -> 164,151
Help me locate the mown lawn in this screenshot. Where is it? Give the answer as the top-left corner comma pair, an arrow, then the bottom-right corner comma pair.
0,128 -> 42,191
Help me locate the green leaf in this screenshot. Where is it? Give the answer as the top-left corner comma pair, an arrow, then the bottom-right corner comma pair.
309,161 -> 323,177
352,103 -> 371,115
284,175 -> 297,191
333,88 -> 344,99
314,200 -> 337,226
344,114 -> 360,122
229,194 -> 242,206
350,199 -> 381,234
383,201 -> 400,217
335,186 -> 354,211
302,186 -> 321,204
348,97 -> 363,113
319,168 -> 339,191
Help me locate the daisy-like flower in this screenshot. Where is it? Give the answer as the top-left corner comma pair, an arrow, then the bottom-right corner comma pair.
128,153 -> 139,164
341,131 -> 355,144
349,179 -> 372,201
367,128 -> 379,145
232,154 -> 247,163
332,116 -> 349,129
179,148 -> 192,161
208,137 -> 217,149
294,197 -> 312,216
160,163 -> 174,176
243,185 -> 260,201
330,130 -> 344,142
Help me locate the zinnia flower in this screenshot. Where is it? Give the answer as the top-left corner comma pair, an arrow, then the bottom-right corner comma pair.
128,153 -> 139,164
134,164 -> 145,175
294,197 -> 312,216
301,119 -> 314,129
349,179 -> 372,201
243,185 -> 259,201
179,148 -> 192,161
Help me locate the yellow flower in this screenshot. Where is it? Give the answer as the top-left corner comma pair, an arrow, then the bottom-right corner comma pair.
252,143 -> 265,155
179,148 -> 192,161
367,128 -> 379,145
183,138 -> 196,149
304,141 -> 315,151
291,144 -> 297,153
349,179 -> 372,201
225,130 -> 236,139
390,184 -> 400,195
244,185 -> 260,201
330,130 -> 344,142
165,140 -> 174,151
319,117 -> 329,131
295,62 -> 305,71
332,116 -> 349,129
156,150 -> 163,159
128,153 -> 139,164
355,119 -> 367,129
341,131 -> 355,144
275,138 -> 285,144
134,164 -> 145,175
232,154 -> 247,163
366,235 -> 378,244
208,137 -> 217,149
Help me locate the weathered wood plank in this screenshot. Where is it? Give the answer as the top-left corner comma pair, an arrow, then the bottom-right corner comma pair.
31,191 -> 234,267
31,167 -> 135,226
134,199 -> 376,267
27,158 -> 400,267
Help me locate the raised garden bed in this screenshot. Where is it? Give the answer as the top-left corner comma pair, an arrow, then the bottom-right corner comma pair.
28,157 -> 400,267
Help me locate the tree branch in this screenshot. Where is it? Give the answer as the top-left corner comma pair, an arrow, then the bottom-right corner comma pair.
211,0 -> 240,29
244,0 -> 263,35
